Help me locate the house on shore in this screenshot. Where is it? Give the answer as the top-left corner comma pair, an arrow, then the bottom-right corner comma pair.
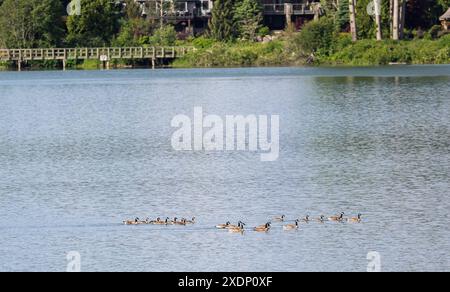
440,8 -> 450,31
121,0 -> 322,35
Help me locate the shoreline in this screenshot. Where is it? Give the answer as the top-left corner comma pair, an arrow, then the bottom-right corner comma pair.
1,63 -> 450,73
2,34 -> 449,72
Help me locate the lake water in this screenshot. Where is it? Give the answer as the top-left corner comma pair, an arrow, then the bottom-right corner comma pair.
0,66 -> 449,272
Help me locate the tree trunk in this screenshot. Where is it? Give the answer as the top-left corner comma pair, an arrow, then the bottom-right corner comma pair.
374,0 -> 382,41
393,0 -> 399,40
160,0 -> 164,28
349,0 -> 357,42
390,0 -> 394,37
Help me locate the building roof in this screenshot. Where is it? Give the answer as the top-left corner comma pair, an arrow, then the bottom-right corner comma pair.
440,8 -> 450,20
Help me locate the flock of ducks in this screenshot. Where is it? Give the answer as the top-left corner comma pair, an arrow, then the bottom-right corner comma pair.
123,213 -> 362,233
216,213 -> 362,234
123,217 -> 196,226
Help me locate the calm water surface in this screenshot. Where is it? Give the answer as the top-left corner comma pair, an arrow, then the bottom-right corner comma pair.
0,66 -> 449,271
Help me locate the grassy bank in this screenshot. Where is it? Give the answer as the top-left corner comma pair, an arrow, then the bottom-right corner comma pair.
173,35 -> 307,68
1,34 -> 448,71
319,34 -> 450,66
173,33 -> 450,68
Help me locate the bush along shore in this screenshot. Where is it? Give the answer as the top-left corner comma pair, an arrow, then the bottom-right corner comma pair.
173,33 -> 450,68
0,0 -> 449,70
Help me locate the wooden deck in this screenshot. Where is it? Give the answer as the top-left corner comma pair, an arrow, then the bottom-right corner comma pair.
0,46 -> 195,70
263,4 -> 315,16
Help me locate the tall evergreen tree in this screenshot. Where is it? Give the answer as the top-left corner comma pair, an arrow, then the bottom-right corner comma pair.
336,0 -> 349,31
209,0 -> 235,41
234,0 -> 263,40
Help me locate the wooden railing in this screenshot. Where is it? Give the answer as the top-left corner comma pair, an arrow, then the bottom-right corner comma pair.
0,46 -> 195,62
263,4 -> 314,15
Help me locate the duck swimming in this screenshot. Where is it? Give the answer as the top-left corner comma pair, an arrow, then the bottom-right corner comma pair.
283,220 -> 299,231
123,217 -> 140,225
153,217 -> 170,225
328,212 -> 345,222
228,222 -> 245,233
171,218 -> 182,225
226,221 -> 244,230
185,217 -> 196,224
254,222 -> 271,232
316,215 -> 326,223
216,222 -> 231,229
140,218 -> 150,224
347,214 -> 362,223
150,217 -> 162,224
274,215 -> 286,222
302,215 -> 311,223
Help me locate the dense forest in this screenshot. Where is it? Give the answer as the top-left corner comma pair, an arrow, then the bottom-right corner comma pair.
0,0 -> 449,67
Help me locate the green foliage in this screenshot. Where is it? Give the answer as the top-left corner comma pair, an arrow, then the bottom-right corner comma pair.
336,0 -> 349,32
354,0 -> 374,39
149,25 -> 177,46
66,0 -> 119,47
295,17 -> 337,55
192,37 -> 216,49
234,0 -> 263,40
258,27 -> 271,37
209,0 -> 236,41
114,18 -> 154,47
429,25 -> 443,39
173,40 -> 294,68
0,0 -> 64,48
320,34 -> 450,65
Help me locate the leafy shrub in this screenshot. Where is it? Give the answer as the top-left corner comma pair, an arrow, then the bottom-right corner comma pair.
295,17 -> 336,55
192,37 -> 216,49
429,25 -> 443,39
150,26 -> 177,46
258,26 -> 270,37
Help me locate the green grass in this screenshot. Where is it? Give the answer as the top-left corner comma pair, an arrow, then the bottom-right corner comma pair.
1,34 -> 448,70
77,59 -> 101,70
172,37 -> 305,68
174,34 -> 450,68
319,34 -> 450,66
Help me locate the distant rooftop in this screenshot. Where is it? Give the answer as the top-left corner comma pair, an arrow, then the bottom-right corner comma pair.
440,8 -> 450,20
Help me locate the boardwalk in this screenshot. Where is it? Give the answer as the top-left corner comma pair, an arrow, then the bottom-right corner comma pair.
0,46 -> 195,70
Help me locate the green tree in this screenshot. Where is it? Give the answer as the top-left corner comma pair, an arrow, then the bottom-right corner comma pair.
32,0 -> 65,47
149,25 -> 177,46
336,0 -> 349,31
0,0 -> 64,48
114,0 -> 154,47
438,0 -> 450,8
355,0 -> 374,39
209,0 -> 236,41
66,0 -> 119,47
115,18 -> 154,46
234,0 -> 263,40
295,17 -> 336,55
